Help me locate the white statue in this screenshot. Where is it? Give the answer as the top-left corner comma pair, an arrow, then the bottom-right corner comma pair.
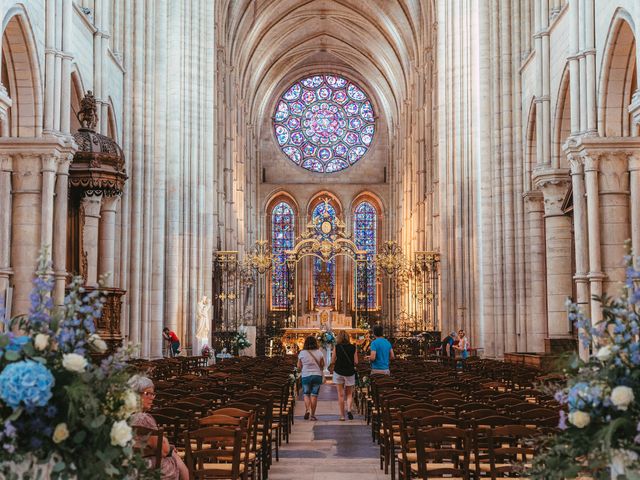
196,295 -> 211,341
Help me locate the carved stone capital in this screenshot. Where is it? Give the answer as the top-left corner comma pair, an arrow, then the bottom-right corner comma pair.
523,190 -> 544,214
533,170 -> 571,217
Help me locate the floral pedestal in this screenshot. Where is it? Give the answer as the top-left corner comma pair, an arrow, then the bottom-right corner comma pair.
323,345 -> 332,376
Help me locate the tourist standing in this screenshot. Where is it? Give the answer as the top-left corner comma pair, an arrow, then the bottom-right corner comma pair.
329,330 -> 358,421
440,331 -> 457,357
366,325 -> 394,375
297,335 -> 325,421
453,329 -> 469,359
162,328 -> 181,357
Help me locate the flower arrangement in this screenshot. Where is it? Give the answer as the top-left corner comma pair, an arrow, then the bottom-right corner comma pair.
200,344 -> 213,359
0,254 -> 155,479
530,254 -> 640,479
233,326 -> 252,354
318,331 -> 336,349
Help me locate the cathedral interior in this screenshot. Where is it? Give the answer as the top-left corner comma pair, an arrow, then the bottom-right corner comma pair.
0,0 -> 638,362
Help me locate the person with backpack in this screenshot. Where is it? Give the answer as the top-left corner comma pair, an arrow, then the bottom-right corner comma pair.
440,331 -> 458,357
329,330 -> 358,421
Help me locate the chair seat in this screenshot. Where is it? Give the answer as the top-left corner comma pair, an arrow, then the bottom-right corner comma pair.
201,463 -> 246,474
410,462 -> 456,473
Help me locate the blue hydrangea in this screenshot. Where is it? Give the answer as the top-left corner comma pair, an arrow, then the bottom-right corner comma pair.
0,360 -> 54,409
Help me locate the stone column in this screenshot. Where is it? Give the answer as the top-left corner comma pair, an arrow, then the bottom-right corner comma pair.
524,191 -> 546,352
538,177 -> 573,340
40,155 -> 58,261
0,87 -> 12,137
99,196 -> 120,287
81,194 -> 102,286
568,152 -> 590,360
629,154 -> 640,257
52,155 -> 71,305
598,153 -> 630,296
11,155 -> 42,315
0,156 -> 12,312
583,154 -> 604,325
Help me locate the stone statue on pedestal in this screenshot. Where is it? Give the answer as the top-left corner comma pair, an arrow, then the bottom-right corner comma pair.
196,296 -> 211,341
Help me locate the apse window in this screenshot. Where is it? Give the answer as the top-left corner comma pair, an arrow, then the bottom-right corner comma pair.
273,74 -> 375,173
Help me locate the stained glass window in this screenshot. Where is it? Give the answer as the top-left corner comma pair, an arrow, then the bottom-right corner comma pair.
271,202 -> 295,308
273,74 -> 376,173
312,201 -> 336,307
354,202 -> 377,308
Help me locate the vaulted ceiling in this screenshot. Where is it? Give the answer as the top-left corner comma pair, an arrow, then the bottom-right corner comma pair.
218,0 -> 432,130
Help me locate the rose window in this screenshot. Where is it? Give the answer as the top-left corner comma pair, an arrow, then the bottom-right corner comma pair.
273,74 -> 376,173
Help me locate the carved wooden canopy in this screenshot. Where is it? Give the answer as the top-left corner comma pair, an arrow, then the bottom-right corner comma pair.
70,91 -> 127,196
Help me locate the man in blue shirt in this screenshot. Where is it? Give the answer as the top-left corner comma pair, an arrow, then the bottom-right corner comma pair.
366,325 -> 394,374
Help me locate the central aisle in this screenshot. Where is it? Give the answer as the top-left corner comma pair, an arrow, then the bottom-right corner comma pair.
269,381 -> 388,480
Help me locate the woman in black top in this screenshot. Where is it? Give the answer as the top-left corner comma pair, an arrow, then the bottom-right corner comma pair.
329,330 -> 359,420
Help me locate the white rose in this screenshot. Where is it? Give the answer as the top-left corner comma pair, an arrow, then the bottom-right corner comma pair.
52,423 -> 69,444
88,334 -> 108,353
110,420 -> 132,447
596,345 -> 612,362
568,410 -> 591,428
119,389 -> 140,418
62,353 -> 88,373
34,333 -> 50,351
610,386 -> 635,411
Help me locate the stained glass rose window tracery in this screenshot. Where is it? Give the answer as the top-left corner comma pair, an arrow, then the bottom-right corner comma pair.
273,74 -> 376,173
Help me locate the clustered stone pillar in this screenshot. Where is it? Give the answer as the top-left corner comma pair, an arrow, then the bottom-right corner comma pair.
0,156 -> 12,310
567,153 -> 590,360
538,178 -> 573,340
629,154 -> 640,257
524,191 -> 546,351
598,153 -> 630,295
583,153 -> 604,325
53,155 -> 72,305
11,155 -> 43,315
99,196 -> 120,288
81,194 -> 103,287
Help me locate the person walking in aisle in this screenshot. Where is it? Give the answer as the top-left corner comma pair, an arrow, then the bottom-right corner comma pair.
297,335 -> 325,421
162,327 -> 181,357
329,330 -> 358,421
365,325 -> 394,375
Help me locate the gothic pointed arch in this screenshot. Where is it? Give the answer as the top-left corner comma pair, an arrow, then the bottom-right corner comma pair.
266,192 -> 298,309
598,10 -> 637,137
1,6 -> 43,137
351,192 -> 382,309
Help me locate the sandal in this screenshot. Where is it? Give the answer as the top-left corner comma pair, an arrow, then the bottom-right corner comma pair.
304,412 -> 310,420
339,417 -> 345,421
310,416 -> 318,421
347,411 -> 354,420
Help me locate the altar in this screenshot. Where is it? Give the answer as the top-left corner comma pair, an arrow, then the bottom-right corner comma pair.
297,308 -> 352,330
280,328 -> 369,355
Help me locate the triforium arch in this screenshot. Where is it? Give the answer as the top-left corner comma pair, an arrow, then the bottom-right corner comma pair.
1,5 -> 42,137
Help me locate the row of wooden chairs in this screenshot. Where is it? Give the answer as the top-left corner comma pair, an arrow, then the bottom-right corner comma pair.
133,355 -> 298,479
355,358 -> 559,480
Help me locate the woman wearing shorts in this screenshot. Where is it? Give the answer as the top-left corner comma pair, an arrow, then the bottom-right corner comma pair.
329,330 -> 358,421
297,335 -> 325,421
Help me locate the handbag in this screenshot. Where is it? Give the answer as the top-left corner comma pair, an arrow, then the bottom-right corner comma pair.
310,350 -> 326,383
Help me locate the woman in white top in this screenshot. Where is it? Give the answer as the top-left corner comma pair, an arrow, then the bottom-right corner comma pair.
297,335 -> 325,421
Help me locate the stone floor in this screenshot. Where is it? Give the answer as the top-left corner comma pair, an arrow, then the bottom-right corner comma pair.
268,381 -> 389,480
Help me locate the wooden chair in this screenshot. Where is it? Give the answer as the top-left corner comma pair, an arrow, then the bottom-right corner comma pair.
132,426 -> 163,474
185,426 -> 246,480
487,425 -> 537,479
413,426 -> 471,480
